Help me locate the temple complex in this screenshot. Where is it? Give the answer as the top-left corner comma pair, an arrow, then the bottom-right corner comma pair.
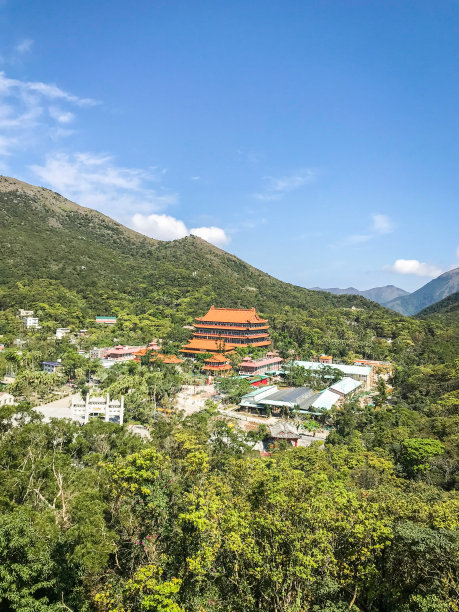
181,306 -> 271,356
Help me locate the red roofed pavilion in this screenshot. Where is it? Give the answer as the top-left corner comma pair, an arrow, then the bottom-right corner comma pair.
181,306 -> 271,356
202,353 -> 232,375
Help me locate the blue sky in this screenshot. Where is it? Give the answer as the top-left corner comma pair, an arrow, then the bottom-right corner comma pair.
1,0 -> 458,291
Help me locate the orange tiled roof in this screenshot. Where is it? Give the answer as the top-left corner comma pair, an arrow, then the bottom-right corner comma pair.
156,354 -> 183,364
196,306 -> 267,324
205,353 -> 229,363
194,324 -> 269,331
202,364 -> 232,371
181,338 -> 237,352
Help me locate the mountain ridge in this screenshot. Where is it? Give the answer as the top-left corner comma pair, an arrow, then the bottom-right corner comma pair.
311,284 -> 409,305
0,175 -> 386,317
384,267 -> 459,316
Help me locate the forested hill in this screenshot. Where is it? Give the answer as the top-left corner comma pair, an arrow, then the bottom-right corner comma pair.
0,175 -> 384,316
417,290 -> 459,324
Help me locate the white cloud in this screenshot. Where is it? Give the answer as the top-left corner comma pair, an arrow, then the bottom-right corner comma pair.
31,152 -> 177,216
190,226 -> 230,245
388,259 -> 442,277
132,213 -> 188,241
254,169 -> 315,201
132,213 -> 230,246
15,39 -> 34,54
48,106 -> 75,124
372,213 -> 393,234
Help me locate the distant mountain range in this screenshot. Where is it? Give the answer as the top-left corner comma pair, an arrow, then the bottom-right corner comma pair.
384,267 -> 459,316
311,285 -> 409,305
313,267 -> 459,316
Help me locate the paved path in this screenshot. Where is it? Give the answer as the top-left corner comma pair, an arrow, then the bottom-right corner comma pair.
34,393 -> 80,421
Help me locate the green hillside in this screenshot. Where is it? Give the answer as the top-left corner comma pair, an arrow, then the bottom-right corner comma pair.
417,290 -> 459,324
0,175 -> 382,316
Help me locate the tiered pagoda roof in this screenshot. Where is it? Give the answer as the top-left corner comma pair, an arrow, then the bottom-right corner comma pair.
195,306 -> 268,324
181,306 -> 271,355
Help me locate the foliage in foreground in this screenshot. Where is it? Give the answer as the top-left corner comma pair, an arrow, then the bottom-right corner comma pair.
0,406 -> 457,612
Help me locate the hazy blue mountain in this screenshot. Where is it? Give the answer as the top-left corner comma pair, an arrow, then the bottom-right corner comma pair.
311,285 -> 409,305
385,267 -> 459,315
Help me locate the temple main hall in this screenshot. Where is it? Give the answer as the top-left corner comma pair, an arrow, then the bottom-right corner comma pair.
181,306 -> 271,356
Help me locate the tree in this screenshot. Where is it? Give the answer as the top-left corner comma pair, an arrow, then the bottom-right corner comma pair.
399,438 -> 445,478
0,509 -> 60,611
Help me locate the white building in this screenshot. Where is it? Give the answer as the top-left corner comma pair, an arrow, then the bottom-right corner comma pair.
42,361 -> 63,374
56,328 -> 70,340
0,392 -> 15,406
71,394 -> 124,425
23,316 -> 40,329
293,361 -> 372,389
89,347 -> 108,359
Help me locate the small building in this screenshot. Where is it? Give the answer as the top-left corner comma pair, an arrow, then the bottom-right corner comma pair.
42,361 -> 63,374
71,393 -> 124,425
134,348 -> 183,365
329,377 -> 362,398
23,316 -> 40,329
89,347 -> 108,359
105,345 -> 143,361
318,355 -> 333,364
268,422 -> 300,447
240,352 -> 283,375
56,328 -> 70,340
240,385 -> 317,415
310,377 -> 362,413
202,353 -> 232,375
247,374 -> 270,387
0,392 -> 15,407
95,316 -> 117,325
293,361 -> 372,389
354,359 -> 393,381
311,389 -> 341,412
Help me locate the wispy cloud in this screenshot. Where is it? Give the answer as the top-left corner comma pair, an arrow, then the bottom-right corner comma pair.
254,169 -> 315,201
131,213 -> 230,246
15,38 -> 34,54
30,152 -> 177,216
372,213 -> 394,234
0,70 -> 97,159
0,71 -> 97,106
346,234 -> 372,244
386,259 -> 442,277
48,106 -> 75,124
338,213 -> 395,247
